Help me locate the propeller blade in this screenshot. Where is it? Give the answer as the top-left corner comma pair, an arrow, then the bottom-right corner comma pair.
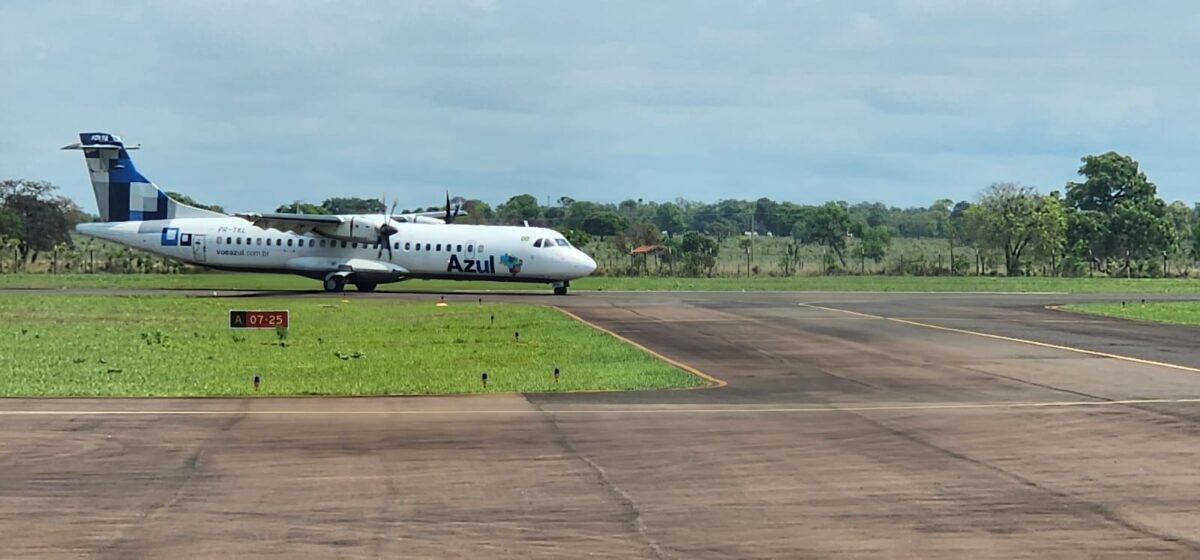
444,191 -> 452,223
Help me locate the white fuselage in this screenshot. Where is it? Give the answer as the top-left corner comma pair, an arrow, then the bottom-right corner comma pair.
77,217 -> 597,285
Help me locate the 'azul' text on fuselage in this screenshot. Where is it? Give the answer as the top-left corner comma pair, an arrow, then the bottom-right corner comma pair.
447,254 -> 495,274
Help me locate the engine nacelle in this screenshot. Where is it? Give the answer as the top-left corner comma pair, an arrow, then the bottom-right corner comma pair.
322,217 -> 395,244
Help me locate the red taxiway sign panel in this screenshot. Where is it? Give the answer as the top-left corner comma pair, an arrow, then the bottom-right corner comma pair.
229,310 -> 289,329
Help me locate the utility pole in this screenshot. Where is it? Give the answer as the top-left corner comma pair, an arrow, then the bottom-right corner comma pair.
749,213 -> 755,262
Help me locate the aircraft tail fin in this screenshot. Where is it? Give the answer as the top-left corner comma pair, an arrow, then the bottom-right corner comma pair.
61,132 -> 223,222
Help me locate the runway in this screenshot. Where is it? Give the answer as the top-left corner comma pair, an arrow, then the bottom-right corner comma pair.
5,290 -> 1200,558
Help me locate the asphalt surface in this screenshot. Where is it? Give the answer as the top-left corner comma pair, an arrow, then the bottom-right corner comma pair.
5,289 -> 1200,558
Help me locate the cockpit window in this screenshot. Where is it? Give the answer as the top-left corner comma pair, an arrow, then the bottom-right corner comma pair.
555,238 -> 569,247
533,239 -> 543,248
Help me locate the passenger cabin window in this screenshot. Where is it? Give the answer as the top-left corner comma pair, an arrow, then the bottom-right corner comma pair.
425,243 -> 431,251
436,243 -> 442,251
319,239 -> 326,248
308,239 -> 315,248
415,243 -> 421,251
477,244 -> 484,252
405,242 -> 411,251
226,237 -> 232,244
393,242 -> 400,250
256,238 -> 262,245
466,244 -> 473,253
287,239 -> 293,247
456,244 -> 463,252
236,237 -> 242,245
340,241 -> 347,248
216,237 -> 223,245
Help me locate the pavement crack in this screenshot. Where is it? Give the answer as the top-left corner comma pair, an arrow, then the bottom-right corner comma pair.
842,407 -> 1200,553
528,396 -> 669,560
96,404 -> 249,559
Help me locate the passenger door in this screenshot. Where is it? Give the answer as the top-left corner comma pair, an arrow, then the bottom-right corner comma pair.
192,235 -> 207,263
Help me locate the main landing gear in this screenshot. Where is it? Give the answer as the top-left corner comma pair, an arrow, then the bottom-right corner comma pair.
323,275 -> 346,293
553,281 -> 569,296
323,274 -> 377,293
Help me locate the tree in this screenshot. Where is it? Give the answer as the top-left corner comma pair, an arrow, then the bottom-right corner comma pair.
860,226 -> 891,264
1066,209 -> 1109,272
704,220 -> 735,244
563,229 -> 592,248
497,194 -> 541,224
965,183 -> 1064,276
1066,152 -> 1157,212
679,231 -> 718,276
800,202 -> 851,267
1166,201 -> 1194,257
0,207 -> 20,239
562,200 -> 604,230
4,194 -> 72,261
320,197 -> 385,214
0,180 -> 78,263
753,197 -> 778,234
628,222 -> 662,248
457,200 -> 494,224
275,201 -> 327,214
1064,152 -> 1174,273
654,203 -> 686,238
167,191 -> 224,213
581,211 -> 627,238
1192,216 -> 1200,263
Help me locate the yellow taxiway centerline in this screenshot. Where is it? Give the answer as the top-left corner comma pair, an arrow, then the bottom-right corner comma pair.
553,306 -> 729,388
799,303 -> 1200,375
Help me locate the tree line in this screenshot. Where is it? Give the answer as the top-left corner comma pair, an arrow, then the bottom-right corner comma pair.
2,151 -> 1198,277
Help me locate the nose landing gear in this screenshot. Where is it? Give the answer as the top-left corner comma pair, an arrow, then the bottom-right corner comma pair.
552,281 -> 569,296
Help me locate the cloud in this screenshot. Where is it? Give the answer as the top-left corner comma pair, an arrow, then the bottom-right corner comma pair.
1,1 -> 1198,213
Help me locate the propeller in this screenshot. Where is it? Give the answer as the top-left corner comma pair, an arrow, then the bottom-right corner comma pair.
443,191 -> 465,224
377,196 -> 399,260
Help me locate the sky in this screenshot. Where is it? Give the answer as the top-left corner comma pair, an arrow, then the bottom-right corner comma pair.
1,1 -> 1198,215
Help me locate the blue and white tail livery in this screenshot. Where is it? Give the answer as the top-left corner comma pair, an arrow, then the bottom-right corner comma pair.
65,132 -> 595,294
61,132 -> 221,222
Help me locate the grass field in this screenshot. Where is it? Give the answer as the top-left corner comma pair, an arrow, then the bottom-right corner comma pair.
0,294 -> 704,397
3,272 -> 1200,293
1063,301 -> 1200,326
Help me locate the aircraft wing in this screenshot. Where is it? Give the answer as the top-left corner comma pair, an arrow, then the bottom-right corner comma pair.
390,212 -> 444,224
286,256 -> 409,275
235,212 -> 344,235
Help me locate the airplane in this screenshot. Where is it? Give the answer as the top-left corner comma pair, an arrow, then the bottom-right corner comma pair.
63,132 -> 596,294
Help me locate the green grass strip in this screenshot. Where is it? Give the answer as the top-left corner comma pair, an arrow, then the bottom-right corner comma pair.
1062,301 -> 1200,326
3,272 -> 1200,293
0,294 -> 703,396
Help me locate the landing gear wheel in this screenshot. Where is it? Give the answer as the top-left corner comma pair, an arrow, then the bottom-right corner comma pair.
553,286 -> 568,296
323,276 -> 346,292
355,281 -> 377,292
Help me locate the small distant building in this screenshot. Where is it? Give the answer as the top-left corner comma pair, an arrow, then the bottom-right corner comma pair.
630,244 -> 666,255
630,244 -> 667,273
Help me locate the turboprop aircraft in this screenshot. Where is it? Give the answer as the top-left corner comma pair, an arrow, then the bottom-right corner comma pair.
64,132 -> 596,294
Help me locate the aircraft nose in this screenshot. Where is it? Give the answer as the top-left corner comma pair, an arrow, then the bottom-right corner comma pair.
579,252 -> 597,274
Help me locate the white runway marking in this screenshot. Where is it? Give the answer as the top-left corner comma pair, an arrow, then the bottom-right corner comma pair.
2,397 -> 1200,416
